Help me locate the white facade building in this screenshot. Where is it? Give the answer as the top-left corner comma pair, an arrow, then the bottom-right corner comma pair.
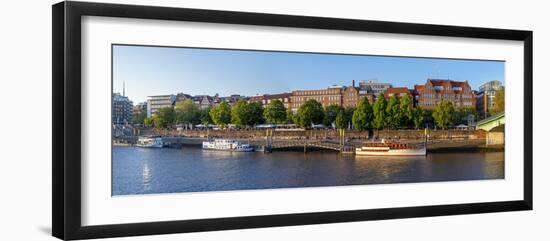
146,94 -> 176,117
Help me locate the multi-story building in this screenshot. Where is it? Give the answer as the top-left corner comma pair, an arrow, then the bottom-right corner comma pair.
342,80 -> 375,108
476,80 -> 504,118
479,80 -> 503,93
133,102 -> 147,116
384,87 -> 413,99
112,93 -> 133,125
219,94 -> 247,106
412,85 -> 424,107
147,94 -> 175,117
291,80 -> 380,111
342,84 -> 360,108
414,79 -> 476,109
290,85 -> 343,112
249,93 -> 291,109
175,93 -> 192,103
358,80 -> 392,96
192,95 -> 214,109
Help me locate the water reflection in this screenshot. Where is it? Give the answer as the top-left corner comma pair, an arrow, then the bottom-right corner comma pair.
112,146 -> 504,195
142,162 -> 151,192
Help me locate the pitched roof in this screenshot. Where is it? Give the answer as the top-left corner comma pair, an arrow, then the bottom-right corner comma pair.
249,93 -> 291,101
192,95 -> 213,102
248,95 -> 264,101
384,87 -> 412,97
428,79 -> 468,88
265,93 -> 291,99
385,87 -> 410,94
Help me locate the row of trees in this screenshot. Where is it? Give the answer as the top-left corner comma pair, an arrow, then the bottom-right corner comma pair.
136,94 -> 478,130
141,99 -> 212,128
493,89 -> 505,114
286,94 -> 428,130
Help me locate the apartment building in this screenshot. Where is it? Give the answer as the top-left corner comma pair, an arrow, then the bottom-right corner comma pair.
414,79 -> 476,109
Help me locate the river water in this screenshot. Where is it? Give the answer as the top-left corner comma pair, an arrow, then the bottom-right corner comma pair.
112,146 -> 504,195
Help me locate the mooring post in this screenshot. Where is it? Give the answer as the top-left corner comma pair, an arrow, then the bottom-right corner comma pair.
342,129 -> 345,150
339,129 -> 343,152
269,129 -> 273,152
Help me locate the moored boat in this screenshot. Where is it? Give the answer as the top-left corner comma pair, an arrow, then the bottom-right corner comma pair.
136,136 -> 164,148
202,139 -> 254,152
355,140 -> 426,156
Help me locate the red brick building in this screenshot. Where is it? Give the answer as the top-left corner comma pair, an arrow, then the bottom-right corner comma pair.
342,80 -> 375,108
342,85 -> 359,108
414,79 -> 476,109
383,87 -> 413,99
290,80 -> 387,112
412,85 -> 425,107
249,93 -> 292,109
290,86 -> 343,112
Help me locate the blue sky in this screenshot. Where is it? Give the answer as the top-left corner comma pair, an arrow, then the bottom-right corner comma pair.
113,45 -> 505,103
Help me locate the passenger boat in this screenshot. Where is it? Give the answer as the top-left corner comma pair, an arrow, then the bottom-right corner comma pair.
202,139 -> 254,152
355,140 -> 426,156
136,136 -> 164,148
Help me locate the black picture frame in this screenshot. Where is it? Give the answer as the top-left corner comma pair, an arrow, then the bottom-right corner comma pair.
52,1 -> 533,240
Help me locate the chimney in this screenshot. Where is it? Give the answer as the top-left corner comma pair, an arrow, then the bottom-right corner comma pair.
352,80 -> 355,87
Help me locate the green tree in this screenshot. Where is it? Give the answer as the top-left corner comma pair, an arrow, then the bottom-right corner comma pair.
295,99 -> 324,128
248,101 -> 265,126
412,107 -> 425,129
352,97 -> 373,130
264,99 -> 287,124
372,93 -> 387,129
199,107 -> 212,125
454,107 -> 477,125
323,104 -> 341,127
335,109 -> 347,129
231,100 -> 264,127
174,99 -> 200,125
385,95 -> 402,129
132,111 -> 147,125
231,100 -> 250,127
493,89 -> 505,114
152,107 -> 175,128
423,109 -> 434,127
209,100 -> 231,128
143,117 -> 153,126
286,109 -> 296,124
399,95 -> 414,128
344,107 -> 356,129
432,99 -> 455,129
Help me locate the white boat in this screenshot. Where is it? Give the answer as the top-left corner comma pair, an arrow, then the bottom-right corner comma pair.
202,139 -> 254,152
355,140 -> 426,156
136,136 -> 164,148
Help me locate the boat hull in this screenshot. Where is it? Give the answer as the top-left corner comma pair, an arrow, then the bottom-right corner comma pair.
202,147 -> 255,152
136,143 -> 163,148
355,148 -> 426,156
136,137 -> 164,148
202,139 -> 255,152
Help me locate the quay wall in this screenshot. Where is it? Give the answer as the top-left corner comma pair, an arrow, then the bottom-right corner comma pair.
142,128 -> 486,141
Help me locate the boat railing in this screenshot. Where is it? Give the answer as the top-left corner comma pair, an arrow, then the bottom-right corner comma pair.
362,141 -> 424,150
